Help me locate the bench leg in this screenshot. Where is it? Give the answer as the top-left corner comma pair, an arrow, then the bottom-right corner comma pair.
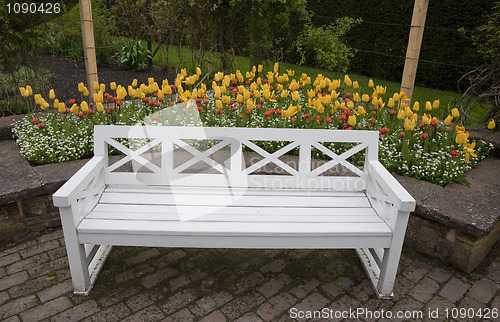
60,206 -> 112,295
357,210 -> 410,299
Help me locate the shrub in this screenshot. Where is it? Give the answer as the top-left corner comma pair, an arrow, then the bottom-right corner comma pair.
296,17 -> 361,72
119,41 -> 153,71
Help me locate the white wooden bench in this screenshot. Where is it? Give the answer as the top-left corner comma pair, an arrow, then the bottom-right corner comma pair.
53,125 -> 415,299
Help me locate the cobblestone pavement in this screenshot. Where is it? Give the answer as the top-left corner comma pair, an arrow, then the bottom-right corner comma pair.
1,229 -> 499,322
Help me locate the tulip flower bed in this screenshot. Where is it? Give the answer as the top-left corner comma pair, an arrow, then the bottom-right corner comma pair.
13,63 -> 494,186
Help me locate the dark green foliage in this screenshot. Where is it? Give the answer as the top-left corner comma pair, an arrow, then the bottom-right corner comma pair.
296,17 -> 361,72
306,0 -> 495,91
120,41 -> 152,71
474,1 -> 500,62
40,0 -> 118,64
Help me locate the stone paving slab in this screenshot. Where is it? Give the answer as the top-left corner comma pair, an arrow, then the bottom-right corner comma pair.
0,228 -> 498,322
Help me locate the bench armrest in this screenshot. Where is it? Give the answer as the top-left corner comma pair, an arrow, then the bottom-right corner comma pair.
366,160 -> 416,213
53,156 -> 106,208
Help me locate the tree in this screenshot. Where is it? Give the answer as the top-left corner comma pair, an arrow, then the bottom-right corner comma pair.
457,1 -> 500,126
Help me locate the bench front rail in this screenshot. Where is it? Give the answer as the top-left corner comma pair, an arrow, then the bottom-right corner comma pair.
53,125 -> 415,298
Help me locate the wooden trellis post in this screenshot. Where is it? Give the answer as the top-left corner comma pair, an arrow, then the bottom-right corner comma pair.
79,0 -> 98,97
400,0 -> 429,105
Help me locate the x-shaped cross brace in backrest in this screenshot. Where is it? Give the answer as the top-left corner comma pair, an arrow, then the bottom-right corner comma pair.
242,140 -> 300,175
106,137 -> 162,173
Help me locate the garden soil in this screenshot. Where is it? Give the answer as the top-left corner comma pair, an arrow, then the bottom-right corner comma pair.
37,55 -> 177,103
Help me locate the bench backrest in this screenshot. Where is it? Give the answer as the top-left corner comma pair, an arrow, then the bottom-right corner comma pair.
94,125 -> 379,191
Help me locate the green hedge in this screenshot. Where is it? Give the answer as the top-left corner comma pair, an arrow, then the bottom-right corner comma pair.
306,0 -> 495,91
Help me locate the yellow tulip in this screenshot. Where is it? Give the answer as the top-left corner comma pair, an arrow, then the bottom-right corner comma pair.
117,87 -> 126,100
58,102 -> 66,113
307,89 -> 316,98
361,94 -> 370,103
451,108 -> 460,119
287,69 -> 295,77
353,93 -> 360,102
157,90 -> 164,100
413,101 -> 419,112
19,87 -> 28,97
455,131 -> 469,145
281,104 -> 298,118
291,91 -> 300,101
432,99 -> 440,109
49,89 -> 55,100
148,77 -> 155,85
352,81 -> 359,89
196,67 -> 201,75
422,114 -> 431,125
70,103 -> 79,114
53,99 -> 59,108
34,94 -> 42,105
246,99 -> 255,110
404,106 -> 413,118
443,115 -> 453,126
215,99 -> 223,109
344,75 -> 352,87
425,101 -> 432,111
82,87 -> 89,97
376,85 -> 386,95
397,109 -> 405,120
358,105 -> 366,115
280,90 -> 289,99
78,82 -> 85,92
96,102 -> 104,113
162,84 -> 172,95
267,73 -> 274,84
463,142 -> 477,162
92,81 -> 99,92
404,118 -> 415,131
368,79 -> 374,88
26,85 -> 33,96
346,101 -> 354,109
236,93 -> 243,103
81,101 -> 89,113
393,93 -> 399,102
320,94 -> 330,105
258,65 -> 263,73
347,115 -> 356,126
387,98 -> 395,108
40,99 -> 49,110
100,83 -> 106,93
488,119 -> 496,130
273,62 -> 279,74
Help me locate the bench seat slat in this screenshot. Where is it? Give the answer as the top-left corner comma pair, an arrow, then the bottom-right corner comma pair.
91,204 -> 378,217
105,185 -> 366,198
78,219 -> 391,237
88,210 -> 383,223
99,191 -> 371,208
